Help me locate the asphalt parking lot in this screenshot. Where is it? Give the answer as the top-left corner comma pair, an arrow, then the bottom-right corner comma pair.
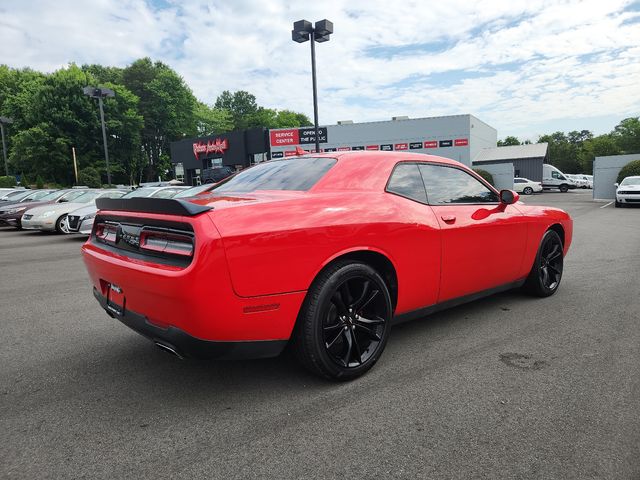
1,190 -> 638,479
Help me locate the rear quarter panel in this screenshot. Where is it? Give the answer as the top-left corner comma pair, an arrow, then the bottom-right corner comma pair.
211,192 -> 442,314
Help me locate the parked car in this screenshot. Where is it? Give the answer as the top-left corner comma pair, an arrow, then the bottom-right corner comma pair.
578,174 -> 593,189
22,190 -> 125,234
513,177 -> 543,195
66,191 -> 127,235
566,174 -> 590,189
0,189 -> 31,203
0,189 -> 81,229
614,176 -> 640,208
173,183 -> 218,198
121,186 -> 190,199
82,152 -> 573,380
0,190 -> 56,227
542,164 -> 577,192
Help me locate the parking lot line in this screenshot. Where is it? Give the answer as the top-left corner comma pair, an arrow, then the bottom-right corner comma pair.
600,201 -> 613,208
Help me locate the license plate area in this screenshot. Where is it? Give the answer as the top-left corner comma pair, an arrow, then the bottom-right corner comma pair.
106,282 -> 126,316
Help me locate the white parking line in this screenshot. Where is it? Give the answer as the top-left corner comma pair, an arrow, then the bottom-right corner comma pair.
600,201 -> 613,208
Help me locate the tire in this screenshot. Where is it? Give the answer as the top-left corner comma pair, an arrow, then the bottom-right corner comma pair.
559,184 -> 569,193
523,187 -> 534,195
615,201 -> 621,208
292,261 -> 392,381
524,230 -> 564,297
55,214 -> 70,234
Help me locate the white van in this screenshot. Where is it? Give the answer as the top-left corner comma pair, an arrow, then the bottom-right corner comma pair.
542,164 -> 577,192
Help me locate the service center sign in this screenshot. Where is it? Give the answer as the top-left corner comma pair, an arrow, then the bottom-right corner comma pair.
270,128 -> 328,146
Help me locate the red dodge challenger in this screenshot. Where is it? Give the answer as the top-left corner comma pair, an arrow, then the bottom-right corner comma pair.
82,152 -> 572,380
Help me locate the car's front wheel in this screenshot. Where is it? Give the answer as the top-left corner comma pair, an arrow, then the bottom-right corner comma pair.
523,187 -> 534,195
293,261 -> 392,380
524,229 -> 564,297
559,184 -> 569,193
56,214 -> 70,234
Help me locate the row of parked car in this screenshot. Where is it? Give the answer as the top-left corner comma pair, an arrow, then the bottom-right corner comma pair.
0,183 -> 216,235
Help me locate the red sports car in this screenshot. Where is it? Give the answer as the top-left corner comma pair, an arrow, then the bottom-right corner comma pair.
82,152 -> 572,380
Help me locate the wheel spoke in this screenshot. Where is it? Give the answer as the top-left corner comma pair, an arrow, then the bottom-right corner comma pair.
326,329 -> 344,349
541,266 -> 549,286
351,280 -> 370,310
356,315 -> 385,325
350,329 -> 363,365
356,289 -> 379,313
340,283 -> 353,309
332,291 -> 349,316
355,322 -> 382,341
323,323 -> 343,332
341,329 -> 353,367
548,264 -> 562,275
546,244 -> 561,262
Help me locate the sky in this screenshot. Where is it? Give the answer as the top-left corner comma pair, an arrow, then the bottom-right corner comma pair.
1,0 -> 639,140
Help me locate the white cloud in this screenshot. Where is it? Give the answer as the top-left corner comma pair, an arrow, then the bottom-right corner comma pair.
0,0 -> 639,138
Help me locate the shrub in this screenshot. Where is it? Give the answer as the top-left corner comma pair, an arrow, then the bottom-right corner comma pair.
36,175 -> 44,189
0,175 -> 17,188
473,168 -> 494,186
617,159 -> 640,183
78,167 -> 102,188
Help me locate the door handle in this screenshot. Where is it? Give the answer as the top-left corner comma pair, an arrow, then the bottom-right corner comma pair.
441,215 -> 456,224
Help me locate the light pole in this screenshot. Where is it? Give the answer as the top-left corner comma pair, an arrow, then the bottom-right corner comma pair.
83,86 -> 115,185
292,19 -> 333,154
0,116 -> 13,176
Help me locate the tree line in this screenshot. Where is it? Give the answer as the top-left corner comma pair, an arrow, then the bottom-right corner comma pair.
0,59 -> 311,186
1,57 -> 638,186
497,117 -> 640,175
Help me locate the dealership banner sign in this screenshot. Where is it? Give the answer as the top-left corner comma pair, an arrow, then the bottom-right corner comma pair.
273,137 -> 470,156
192,138 -> 229,159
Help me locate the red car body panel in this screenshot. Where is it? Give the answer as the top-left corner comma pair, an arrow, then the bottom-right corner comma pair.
81,152 -> 572,353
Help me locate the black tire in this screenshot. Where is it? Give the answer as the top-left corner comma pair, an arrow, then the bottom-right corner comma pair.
559,184 -> 569,193
292,261 -> 392,381
615,201 -> 621,208
524,230 -> 564,297
523,187 -> 534,195
55,214 -> 70,234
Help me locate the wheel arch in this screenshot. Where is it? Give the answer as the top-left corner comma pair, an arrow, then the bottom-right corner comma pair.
313,248 -> 399,312
548,223 -> 565,247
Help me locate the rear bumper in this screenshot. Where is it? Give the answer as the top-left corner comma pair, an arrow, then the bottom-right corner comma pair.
93,288 -> 287,359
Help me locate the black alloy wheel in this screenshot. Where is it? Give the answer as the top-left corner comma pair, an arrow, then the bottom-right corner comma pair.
293,261 -> 392,380
524,229 -> 564,297
523,186 -> 534,195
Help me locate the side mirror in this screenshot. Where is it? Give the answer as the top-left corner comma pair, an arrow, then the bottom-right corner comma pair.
614,183 -> 619,188
500,189 -> 519,205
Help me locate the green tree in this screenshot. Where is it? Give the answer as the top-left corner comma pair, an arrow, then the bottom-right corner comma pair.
473,168 -> 494,186
612,117 -> 640,154
538,132 -> 581,173
214,90 -> 259,130
617,159 -> 640,183
194,102 -> 234,136
122,58 -> 197,180
498,136 -> 521,146
78,166 -> 101,187
578,135 -> 621,174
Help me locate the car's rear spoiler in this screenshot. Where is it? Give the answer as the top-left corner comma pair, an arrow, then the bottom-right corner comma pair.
95,197 -> 212,216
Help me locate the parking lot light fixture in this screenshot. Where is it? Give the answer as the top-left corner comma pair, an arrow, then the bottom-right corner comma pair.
0,116 -> 14,176
83,86 -> 115,185
291,19 -> 333,154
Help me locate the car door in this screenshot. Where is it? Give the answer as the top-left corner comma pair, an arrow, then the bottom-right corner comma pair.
385,162 -> 442,311
418,163 -> 528,303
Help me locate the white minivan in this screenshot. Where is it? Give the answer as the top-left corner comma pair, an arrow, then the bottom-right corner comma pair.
542,164 -> 577,192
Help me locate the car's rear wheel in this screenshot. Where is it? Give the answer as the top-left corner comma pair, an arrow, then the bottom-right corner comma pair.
523,187 -> 534,195
559,184 -> 569,193
293,261 -> 392,380
56,214 -> 70,234
524,230 -> 564,297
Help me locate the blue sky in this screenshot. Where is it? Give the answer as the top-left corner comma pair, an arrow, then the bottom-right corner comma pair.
1,0 -> 639,140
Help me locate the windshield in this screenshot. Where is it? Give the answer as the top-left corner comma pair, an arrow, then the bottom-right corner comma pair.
174,184 -> 213,198
621,177 -> 640,186
151,188 -> 184,198
211,157 -> 337,193
121,188 -> 156,198
59,190 -> 92,202
37,190 -> 67,202
69,191 -> 101,203
2,190 -> 32,201
20,190 -> 51,201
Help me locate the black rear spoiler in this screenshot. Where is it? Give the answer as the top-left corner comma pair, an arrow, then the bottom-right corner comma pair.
95,197 -> 212,216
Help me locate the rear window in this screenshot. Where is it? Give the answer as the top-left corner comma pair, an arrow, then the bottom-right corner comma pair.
211,157 -> 336,193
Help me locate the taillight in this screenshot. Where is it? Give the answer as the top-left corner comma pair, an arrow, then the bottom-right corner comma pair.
95,223 -> 117,243
139,230 -> 194,257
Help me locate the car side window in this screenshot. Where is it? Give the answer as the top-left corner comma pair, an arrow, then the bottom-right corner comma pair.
419,164 -> 499,204
386,163 -> 428,203
514,179 -> 524,184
